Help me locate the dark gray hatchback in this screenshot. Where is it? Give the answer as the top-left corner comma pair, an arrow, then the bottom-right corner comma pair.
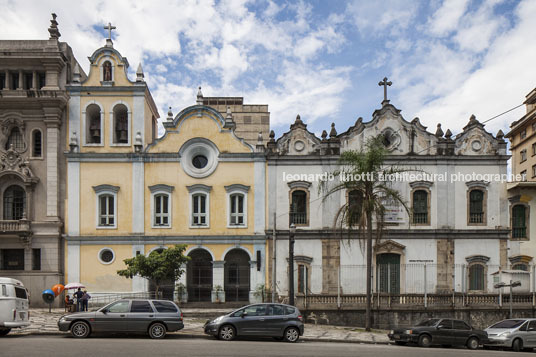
58,299 -> 184,339
204,303 -> 304,342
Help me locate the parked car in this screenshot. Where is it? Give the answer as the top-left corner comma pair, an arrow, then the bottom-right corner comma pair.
204,303 -> 304,342
388,318 -> 488,349
484,318 -> 536,352
0,277 -> 30,336
58,299 -> 183,339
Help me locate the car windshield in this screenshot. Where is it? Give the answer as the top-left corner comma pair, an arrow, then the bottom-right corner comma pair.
416,319 -> 440,327
489,320 -> 526,329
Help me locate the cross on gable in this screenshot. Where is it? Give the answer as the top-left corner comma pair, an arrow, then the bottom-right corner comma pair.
104,22 -> 116,40
378,77 -> 392,103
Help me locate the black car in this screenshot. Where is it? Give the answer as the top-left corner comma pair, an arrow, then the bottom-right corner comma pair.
388,318 -> 488,349
204,303 -> 304,342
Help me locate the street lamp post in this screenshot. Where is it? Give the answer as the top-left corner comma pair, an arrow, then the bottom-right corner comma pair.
495,280 -> 522,318
289,223 -> 296,306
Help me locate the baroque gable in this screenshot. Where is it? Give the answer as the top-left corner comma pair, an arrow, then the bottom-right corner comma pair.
454,114 -> 506,155
275,115 -> 322,156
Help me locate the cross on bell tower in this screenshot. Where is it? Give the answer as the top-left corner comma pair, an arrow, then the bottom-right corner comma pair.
378,77 -> 392,106
103,22 -> 116,47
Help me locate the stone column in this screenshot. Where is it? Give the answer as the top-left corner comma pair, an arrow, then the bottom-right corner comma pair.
17,70 -> 23,90
212,261 -> 225,303
43,107 -> 63,217
32,71 -> 37,90
249,260 -> 258,303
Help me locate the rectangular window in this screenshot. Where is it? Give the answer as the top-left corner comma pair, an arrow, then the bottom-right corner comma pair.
98,194 -> 115,226
533,143 -> 536,156
290,190 -> 307,225
32,249 -> 41,270
1,249 -> 24,270
469,190 -> 484,224
37,72 -> 45,89
521,149 -> 527,162
23,73 -> 32,90
154,194 -> 170,227
230,194 -> 245,226
11,72 -> 19,90
521,170 -> 527,181
533,165 -> 536,178
33,130 -> 42,157
412,190 -> 428,224
0,73 -> 5,89
192,194 -> 207,226
533,122 -> 536,133
297,264 -> 309,294
521,130 -> 527,139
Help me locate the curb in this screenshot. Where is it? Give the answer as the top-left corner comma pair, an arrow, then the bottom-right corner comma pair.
12,329 -> 391,344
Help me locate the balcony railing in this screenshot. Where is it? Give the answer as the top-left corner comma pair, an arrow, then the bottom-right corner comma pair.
290,212 -> 307,225
513,227 -> 527,239
0,220 -> 31,233
469,212 -> 484,224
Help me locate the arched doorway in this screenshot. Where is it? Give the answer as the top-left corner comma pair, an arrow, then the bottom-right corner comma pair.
147,248 -> 175,300
376,253 -> 400,294
224,249 -> 250,302
187,249 -> 213,302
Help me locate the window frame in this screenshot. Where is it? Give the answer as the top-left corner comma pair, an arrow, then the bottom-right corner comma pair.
467,263 -> 486,292
149,184 -> 174,229
93,185 -> 119,229
466,183 -> 488,226
511,203 -> 529,240
2,184 -> 26,220
521,149 -> 527,163
225,184 -> 250,229
30,128 -> 43,159
98,247 -> 116,265
411,189 -> 430,225
187,184 -> 212,229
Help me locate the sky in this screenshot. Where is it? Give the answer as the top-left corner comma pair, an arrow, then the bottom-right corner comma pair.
1,0 -> 535,139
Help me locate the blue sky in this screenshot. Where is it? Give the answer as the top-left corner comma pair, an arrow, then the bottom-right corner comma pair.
2,0 -> 535,139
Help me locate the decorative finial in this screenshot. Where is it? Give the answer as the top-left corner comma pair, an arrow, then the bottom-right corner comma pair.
167,107 -> 173,122
435,124 -> 444,137
257,132 -> 263,143
48,13 -> 61,40
104,22 -> 116,47
444,129 -> 452,139
329,123 -> 337,137
496,129 -> 504,140
69,131 -> 78,152
321,130 -> 328,141
224,106 -> 235,129
269,130 -> 275,142
378,76 -> 392,105
72,63 -> 81,83
136,63 -> 144,82
469,114 -> 477,124
196,86 -> 203,105
134,131 -> 143,152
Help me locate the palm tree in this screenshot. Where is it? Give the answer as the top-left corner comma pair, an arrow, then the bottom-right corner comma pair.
321,135 -> 409,331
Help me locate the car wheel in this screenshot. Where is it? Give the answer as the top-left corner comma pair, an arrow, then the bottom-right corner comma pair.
219,325 -> 236,341
466,337 -> 479,350
512,338 -> 523,352
284,327 -> 300,343
418,334 -> 432,348
148,323 -> 167,339
0,328 -> 11,336
71,321 -> 90,338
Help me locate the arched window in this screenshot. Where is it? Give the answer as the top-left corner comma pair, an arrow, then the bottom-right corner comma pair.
6,127 -> 24,151
469,189 -> 484,224
347,190 -> 363,225
512,205 -> 527,238
412,190 -> 428,224
290,190 -> 307,225
86,104 -> 102,144
3,185 -> 25,220
468,264 -> 485,291
113,104 -> 128,144
32,129 -> 42,157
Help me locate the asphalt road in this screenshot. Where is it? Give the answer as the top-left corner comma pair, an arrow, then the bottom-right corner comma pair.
0,335 -> 524,357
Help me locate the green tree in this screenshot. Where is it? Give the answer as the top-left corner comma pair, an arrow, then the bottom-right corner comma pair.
117,244 -> 190,296
321,135 -> 409,331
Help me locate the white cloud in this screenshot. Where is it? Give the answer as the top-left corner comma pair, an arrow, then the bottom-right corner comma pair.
428,0 -> 469,36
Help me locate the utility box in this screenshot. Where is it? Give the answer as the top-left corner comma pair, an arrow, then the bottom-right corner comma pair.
491,270 -> 530,292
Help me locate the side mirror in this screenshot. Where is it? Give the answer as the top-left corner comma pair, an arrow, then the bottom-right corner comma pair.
437,325 -> 445,330
101,309 -> 107,314
241,311 -> 248,318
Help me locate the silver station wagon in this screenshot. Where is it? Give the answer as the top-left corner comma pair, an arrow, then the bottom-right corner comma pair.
58,299 -> 184,339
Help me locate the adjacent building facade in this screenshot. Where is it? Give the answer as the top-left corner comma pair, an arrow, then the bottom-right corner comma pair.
0,15 -> 85,305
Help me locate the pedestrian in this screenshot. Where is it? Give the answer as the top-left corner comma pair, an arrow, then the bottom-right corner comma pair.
74,287 -> 84,312
80,290 -> 91,311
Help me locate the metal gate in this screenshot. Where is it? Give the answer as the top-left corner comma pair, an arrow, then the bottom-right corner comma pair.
187,249 -> 213,302
376,253 -> 400,294
224,249 -> 250,301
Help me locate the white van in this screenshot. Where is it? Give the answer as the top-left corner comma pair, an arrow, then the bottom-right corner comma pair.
0,278 -> 30,336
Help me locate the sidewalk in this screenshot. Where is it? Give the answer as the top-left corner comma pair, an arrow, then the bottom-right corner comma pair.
10,308 -> 390,344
